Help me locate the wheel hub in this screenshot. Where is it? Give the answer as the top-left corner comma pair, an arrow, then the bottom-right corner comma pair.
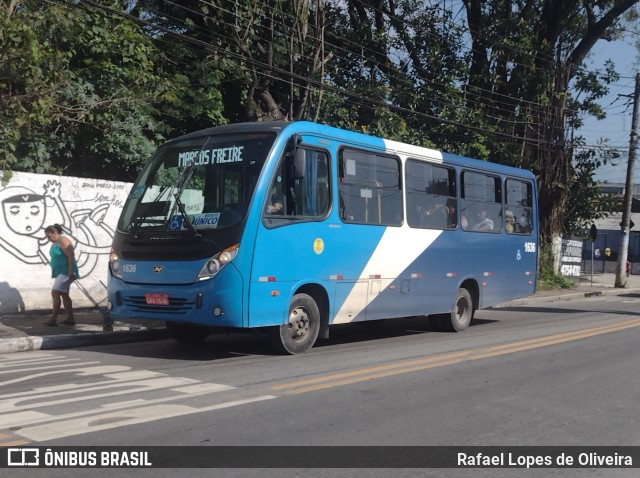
288,307 -> 310,340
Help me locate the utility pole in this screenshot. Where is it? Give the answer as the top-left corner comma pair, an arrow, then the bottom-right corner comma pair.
615,72 -> 640,288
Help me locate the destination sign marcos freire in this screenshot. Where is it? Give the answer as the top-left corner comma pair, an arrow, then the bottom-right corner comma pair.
178,146 -> 244,167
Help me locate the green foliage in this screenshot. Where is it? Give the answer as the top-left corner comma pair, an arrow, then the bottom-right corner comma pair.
537,243 -> 576,291
322,1 -> 467,140
1,169 -> 12,184
564,138 -> 621,235
142,11 -> 228,134
1,1 -> 161,179
567,61 -> 620,129
457,0 -> 639,244
1,0 -> 637,252
0,0 -> 228,180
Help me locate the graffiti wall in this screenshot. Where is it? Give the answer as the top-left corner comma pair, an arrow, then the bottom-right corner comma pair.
0,172 -> 132,313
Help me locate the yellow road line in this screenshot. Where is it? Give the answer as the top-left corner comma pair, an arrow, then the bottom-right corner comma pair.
484,318 -> 640,353
0,432 -> 31,447
0,439 -> 30,447
273,317 -> 640,395
270,350 -> 472,391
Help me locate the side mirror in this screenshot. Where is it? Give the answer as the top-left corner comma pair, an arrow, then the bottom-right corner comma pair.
294,148 -> 306,179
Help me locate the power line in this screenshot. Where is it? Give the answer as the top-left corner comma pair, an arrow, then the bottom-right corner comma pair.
146,0 -> 628,134
69,0 -> 638,153
76,0 -> 542,144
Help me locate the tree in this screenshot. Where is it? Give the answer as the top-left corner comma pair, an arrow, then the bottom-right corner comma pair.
462,0 -> 639,243
136,0 -> 332,122
321,0 -> 634,245
1,0 -> 163,180
321,0 -> 468,147
3,0 -> 635,245
564,139 -> 621,234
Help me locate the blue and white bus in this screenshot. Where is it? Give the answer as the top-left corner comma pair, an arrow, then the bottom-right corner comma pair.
108,121 -> 538,354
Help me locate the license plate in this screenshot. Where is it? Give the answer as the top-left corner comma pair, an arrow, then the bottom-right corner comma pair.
145,293 -> 169,306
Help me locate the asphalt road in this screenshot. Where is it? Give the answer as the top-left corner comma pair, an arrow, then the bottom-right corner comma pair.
2,294 -> 640,478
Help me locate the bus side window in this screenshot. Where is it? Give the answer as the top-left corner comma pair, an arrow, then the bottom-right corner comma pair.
266,176 -> 285,215
264,147 -> 330,221
339,149 -> 402,226
291,149 -> 330,217
461,171 -> 501,233
406,160 -> 456,230
505,179 -> 534,235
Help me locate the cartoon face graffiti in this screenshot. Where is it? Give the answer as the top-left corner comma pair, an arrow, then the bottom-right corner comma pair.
0,181 -> 116,270
2,193 -> 46,235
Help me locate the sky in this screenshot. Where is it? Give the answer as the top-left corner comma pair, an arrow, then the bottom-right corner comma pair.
579,35 -> 639,184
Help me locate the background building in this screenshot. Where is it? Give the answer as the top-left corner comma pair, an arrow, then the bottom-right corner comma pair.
583,182 -> 640,274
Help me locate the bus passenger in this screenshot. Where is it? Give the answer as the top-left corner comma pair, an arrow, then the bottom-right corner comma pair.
505,210 -> 516,233
460,209 -> 470,229
472,209 -> 493,231
266,182 -> 284,214
421,202 -> 447,228
444,198 -> 458,228
516,214 -> 532,233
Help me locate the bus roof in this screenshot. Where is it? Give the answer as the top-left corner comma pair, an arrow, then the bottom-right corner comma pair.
168,120 -> 535,181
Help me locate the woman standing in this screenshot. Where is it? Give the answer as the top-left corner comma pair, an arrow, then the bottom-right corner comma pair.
43,224 -> 79,326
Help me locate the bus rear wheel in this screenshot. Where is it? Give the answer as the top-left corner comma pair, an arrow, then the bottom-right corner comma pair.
166,322 -> 210,344
270,293 -> 320,354
432,288 -> 474,332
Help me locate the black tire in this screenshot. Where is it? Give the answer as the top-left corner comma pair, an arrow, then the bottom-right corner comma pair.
439,288 -> 474,332
166,321 -> 210,344
270,293 -> 320,354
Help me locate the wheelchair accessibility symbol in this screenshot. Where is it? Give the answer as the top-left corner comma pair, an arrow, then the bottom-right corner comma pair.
169,216 -> 184,231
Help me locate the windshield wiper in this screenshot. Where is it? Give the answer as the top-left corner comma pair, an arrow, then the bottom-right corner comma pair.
167,137 -> 213,238
173,164 -> 200,239
129,174 -> 174,238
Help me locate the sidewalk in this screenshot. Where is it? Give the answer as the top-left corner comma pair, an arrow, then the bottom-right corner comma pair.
1,273 -> 640,354
496,272 -> 640,307
0,310 -> 168,354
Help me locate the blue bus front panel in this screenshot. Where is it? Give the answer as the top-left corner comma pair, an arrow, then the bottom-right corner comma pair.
108,262 -> 245,328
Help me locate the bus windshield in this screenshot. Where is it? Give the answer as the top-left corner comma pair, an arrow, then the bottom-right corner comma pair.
118,132 -> 276,234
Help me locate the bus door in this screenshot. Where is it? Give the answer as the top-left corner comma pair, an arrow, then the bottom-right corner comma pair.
249,144 -> 332,327
336,148 -> 404,322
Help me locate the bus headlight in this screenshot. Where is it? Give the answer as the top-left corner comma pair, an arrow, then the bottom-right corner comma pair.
198,244 -> 239,281
109,248 -> 123,279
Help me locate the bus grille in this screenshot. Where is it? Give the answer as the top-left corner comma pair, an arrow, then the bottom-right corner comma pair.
123,296 -> 193,315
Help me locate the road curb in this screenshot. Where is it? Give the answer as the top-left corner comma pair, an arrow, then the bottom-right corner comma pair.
0,336 -> 44,354
2,287 -> 639,354
0,328 -> 169,354
494,287 -> 640,308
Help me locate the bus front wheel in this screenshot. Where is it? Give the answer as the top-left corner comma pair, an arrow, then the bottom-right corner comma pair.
431,288 -> 474,332
270,293 -> 320,354
166,322 -> 210,344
